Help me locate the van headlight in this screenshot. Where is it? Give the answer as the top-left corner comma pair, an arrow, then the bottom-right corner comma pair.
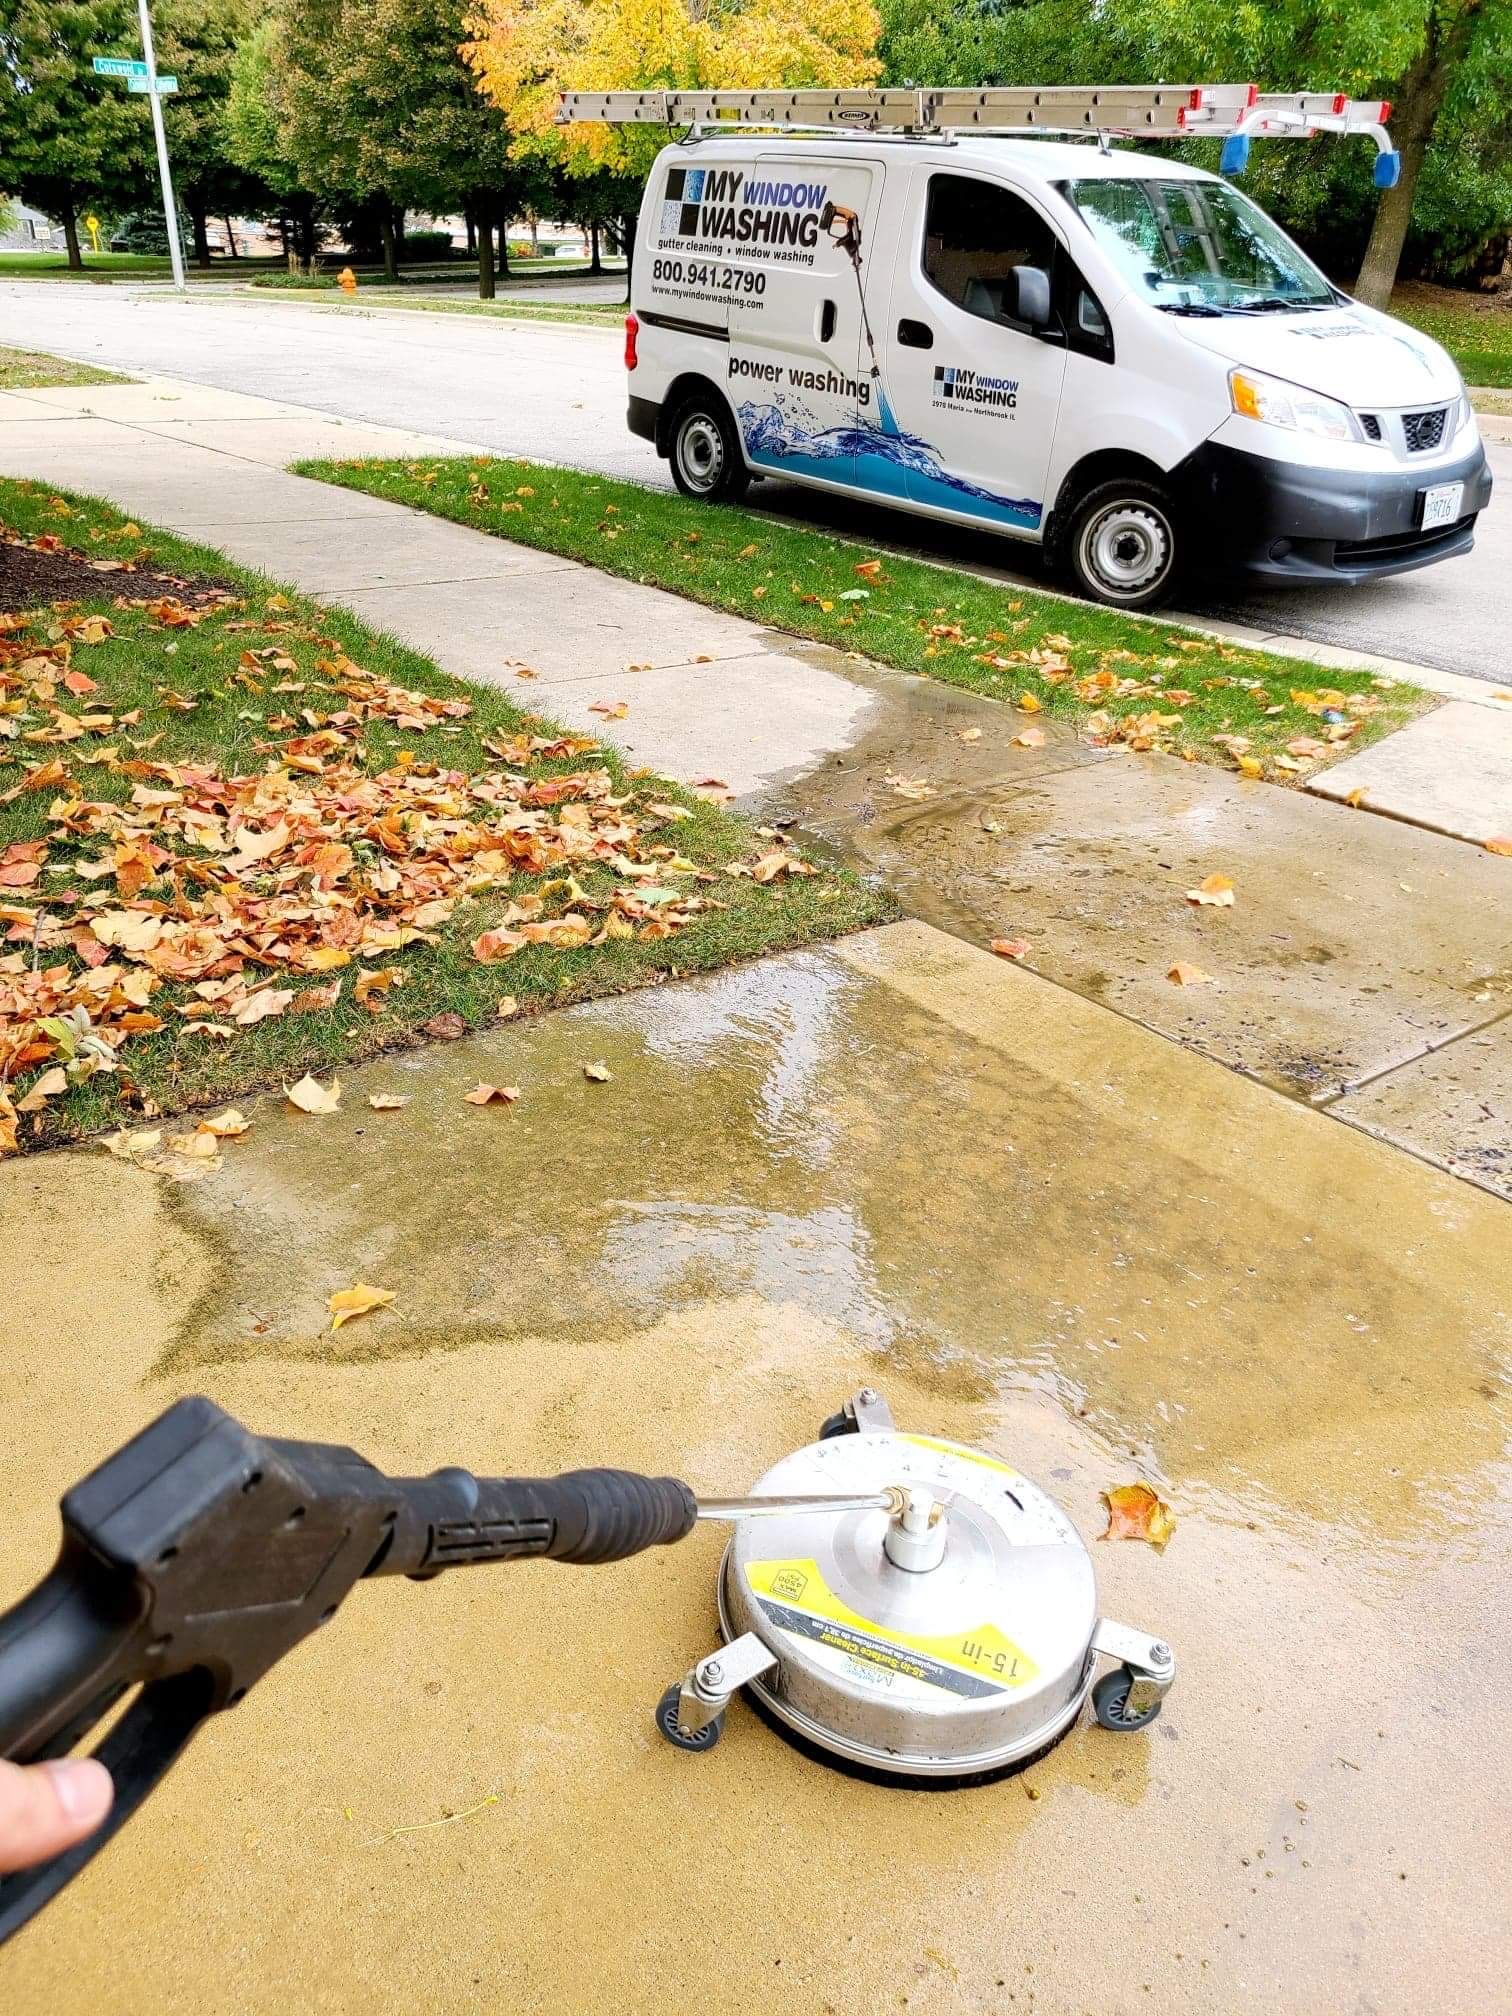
1229,368 -> 1362,443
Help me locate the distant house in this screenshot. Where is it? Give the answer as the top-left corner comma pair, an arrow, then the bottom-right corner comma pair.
0,203 -> 65,253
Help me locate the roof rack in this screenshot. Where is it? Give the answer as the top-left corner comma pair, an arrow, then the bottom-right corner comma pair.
556,86 -> 1401,185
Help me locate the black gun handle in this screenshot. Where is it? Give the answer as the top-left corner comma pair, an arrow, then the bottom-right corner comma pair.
0,1672 -> 212,1947
387,1467 -> 698,1575
0,1552 -> 142,1761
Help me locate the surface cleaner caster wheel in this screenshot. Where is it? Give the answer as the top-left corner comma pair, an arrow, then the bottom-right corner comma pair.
654,1683 -> 724,1753
817,1408 -> 858,1441
1092,1665 -> 1162,1733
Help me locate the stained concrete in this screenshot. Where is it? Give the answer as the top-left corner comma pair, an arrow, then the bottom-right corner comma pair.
1,923 -> 1508,2016
797,752 -> 1512,1105
1306,699 -> 1512,844
1333,1012 -> 1512,1198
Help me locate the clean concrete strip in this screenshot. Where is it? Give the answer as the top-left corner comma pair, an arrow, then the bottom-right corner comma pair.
1305,699 -> 1512,844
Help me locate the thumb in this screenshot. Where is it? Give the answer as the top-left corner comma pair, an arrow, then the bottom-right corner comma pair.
0,1758 -> 114,1876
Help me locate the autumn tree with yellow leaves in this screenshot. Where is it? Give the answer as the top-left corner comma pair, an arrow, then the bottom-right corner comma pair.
463,0 -> 882,174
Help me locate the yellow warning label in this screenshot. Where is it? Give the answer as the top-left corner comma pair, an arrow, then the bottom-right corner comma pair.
902,1434 -> 1018,1477
745,1557 -> 1038,1697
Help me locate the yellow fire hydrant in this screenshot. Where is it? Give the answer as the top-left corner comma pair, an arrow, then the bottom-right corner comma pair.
338,266 -> 358,294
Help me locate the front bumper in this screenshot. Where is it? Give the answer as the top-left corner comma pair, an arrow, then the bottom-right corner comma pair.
1174,438 -> 1493,583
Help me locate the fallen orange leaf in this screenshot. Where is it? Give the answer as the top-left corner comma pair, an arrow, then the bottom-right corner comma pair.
990,938 -> 1031,959
368,1092 -> 409,1110
463,1083 -> 520,1106
582,1061 -> 612,1082
1485,836 -> 1512,856
197,1109 -> 251,1139
1013,725 -> 1047,749
285,1073 -> 341,1114
1167,962 -> 1214,986
328,1283 -> 396,1332
1185,873 -> 1235,907
1100,1483 -> 1176,1551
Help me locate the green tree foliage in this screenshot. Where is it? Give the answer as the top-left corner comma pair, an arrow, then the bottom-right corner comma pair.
154,0 -> 267,264
224,18 -> 323,264
245,0 -> 537,296
0,0 -> 153,268
880,0 -> 1512,301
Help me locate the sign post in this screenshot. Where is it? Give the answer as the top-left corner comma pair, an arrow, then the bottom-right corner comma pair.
135,0 -> 185,291
91,7 -> 185,291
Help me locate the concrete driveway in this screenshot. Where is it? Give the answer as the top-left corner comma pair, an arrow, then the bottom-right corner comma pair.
2,279 -> 1504,683
1,923 -> 1508,2015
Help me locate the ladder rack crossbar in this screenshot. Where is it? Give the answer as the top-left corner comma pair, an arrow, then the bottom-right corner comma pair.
556,86 -> 1395,146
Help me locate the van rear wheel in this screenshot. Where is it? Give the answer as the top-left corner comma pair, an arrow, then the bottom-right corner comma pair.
668,392 -> 749,504
1064,479 -> 1179,611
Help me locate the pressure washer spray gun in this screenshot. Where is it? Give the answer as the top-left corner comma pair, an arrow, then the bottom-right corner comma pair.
1,1388 -> 1174,1947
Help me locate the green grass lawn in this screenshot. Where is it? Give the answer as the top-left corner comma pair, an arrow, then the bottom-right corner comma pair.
1391,285 -> 1512,388
0,251 -> 288,281
267,293 -> 625,328
299,455 -> 1429,780
0,478 -> 889,1152
0,347 -> 130,391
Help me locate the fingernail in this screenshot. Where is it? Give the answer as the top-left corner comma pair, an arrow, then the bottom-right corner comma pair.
42,1757 -> 113,1823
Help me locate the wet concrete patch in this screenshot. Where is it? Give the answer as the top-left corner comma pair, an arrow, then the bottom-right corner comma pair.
2,923 -> 1510,2016
1332,1012 -> 1512,1199
819,754 -> 1512,1103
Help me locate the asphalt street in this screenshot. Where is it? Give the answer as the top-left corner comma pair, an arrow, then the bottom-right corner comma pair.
2,278 -> 1505,680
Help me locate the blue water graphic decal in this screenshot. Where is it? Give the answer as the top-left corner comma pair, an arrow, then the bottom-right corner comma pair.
737,398 -> 1041,531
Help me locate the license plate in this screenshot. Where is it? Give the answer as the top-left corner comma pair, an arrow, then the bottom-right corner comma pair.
1421,482 -> 1463,530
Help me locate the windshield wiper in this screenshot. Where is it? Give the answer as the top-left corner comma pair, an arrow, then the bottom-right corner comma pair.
1154,301 -> 1227,318
1235,297 -> 1333,313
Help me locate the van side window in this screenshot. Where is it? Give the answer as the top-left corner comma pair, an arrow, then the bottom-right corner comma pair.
922,175 -> 1058,329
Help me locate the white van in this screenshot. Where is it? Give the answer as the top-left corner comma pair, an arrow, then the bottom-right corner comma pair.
621,132 -> 1491,608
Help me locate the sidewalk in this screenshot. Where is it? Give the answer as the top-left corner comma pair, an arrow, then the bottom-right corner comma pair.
1,372 -> 1507,1197
0,374 -> 869,794
1,922 -> 1508,2016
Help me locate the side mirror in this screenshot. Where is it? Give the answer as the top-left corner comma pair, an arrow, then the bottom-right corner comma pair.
1008,265 -> 1052,329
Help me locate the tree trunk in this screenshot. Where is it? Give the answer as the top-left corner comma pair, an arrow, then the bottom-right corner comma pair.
393,203 -> 405,264
529,213 -> 539,254
497,219 -> 511,279
590,222 -> 601,275
62,206 -> 82,271
224,216 -> 239,260
190,206 -> 211,268
477,197 -> 495,300
1354,5 -> 1482,309
464,210 -> 476,255
298,200 -> 318,274
621,212 -> 635,303
276,214 -> 291,258
378,206 -> 398,282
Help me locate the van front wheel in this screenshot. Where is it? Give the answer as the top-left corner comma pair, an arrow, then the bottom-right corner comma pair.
668,393 -> 749,504
1064,480 -> 1179,611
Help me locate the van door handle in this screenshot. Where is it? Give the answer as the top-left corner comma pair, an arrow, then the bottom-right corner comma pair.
818,298 -> 837,343
897,319 -> 934,350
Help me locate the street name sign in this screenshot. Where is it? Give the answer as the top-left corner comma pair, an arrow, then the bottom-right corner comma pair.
92,55 -> 148,79
128,74 -> 178,92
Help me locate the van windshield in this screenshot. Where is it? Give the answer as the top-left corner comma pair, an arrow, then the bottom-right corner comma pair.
1064,178 -> 1336,314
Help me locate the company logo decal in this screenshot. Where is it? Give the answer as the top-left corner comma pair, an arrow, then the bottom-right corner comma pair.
932,365 -> 1018,415
659,166 -> 829,257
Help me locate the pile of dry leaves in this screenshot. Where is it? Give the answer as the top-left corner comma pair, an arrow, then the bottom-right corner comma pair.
0,568 -> 811,1153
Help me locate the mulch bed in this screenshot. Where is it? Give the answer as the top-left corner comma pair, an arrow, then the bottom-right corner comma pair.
0,530 -> 241,614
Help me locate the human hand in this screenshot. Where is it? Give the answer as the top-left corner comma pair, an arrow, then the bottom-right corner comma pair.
0,1759 -> 113,1876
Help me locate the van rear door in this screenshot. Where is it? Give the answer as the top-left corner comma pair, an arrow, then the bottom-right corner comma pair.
720,154 -> 886,491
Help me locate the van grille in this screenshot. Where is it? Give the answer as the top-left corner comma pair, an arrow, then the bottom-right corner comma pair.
1359,413 -> 1382,441
1402,407 -> 1448,453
